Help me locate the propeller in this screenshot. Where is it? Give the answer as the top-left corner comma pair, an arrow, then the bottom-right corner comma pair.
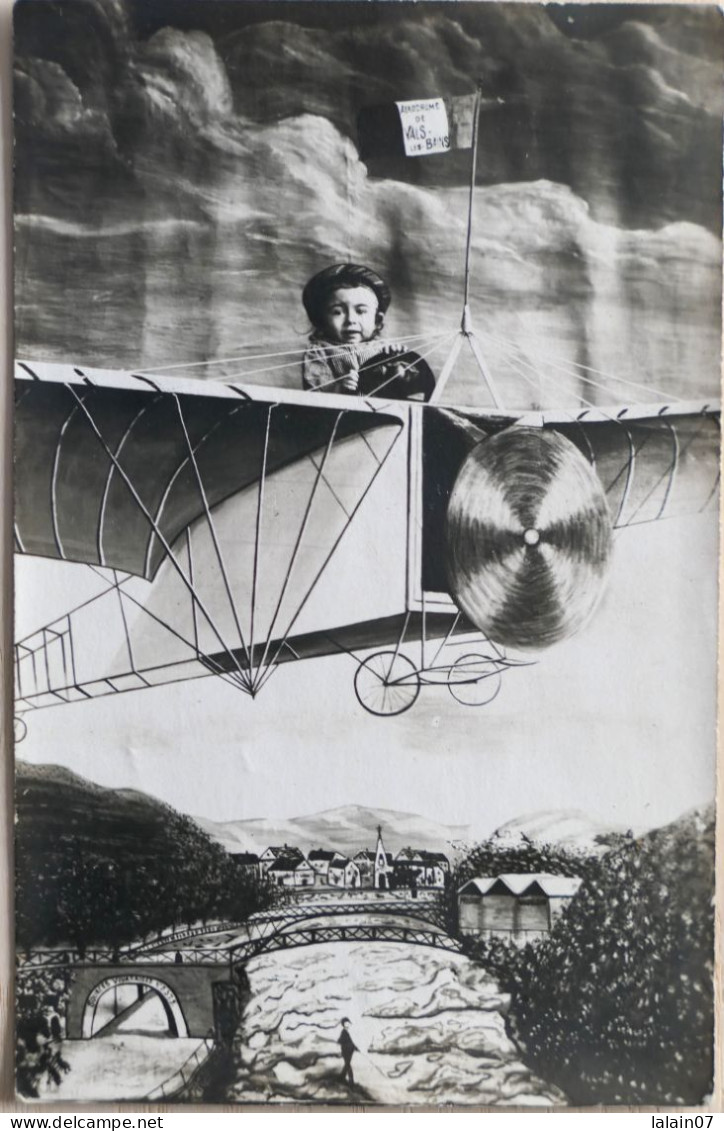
444,427 -> 613,650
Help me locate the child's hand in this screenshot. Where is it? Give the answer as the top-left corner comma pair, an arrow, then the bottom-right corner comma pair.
340,369 -> 360,393
376,343 -> 407,357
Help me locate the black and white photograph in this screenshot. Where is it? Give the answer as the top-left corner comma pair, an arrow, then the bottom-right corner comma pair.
12,0 -> 721,1108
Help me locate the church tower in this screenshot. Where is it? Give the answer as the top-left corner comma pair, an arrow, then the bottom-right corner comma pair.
374,824 -> 392,890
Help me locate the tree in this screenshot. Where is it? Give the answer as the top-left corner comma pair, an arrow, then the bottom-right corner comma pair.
480,814 -> 715,1105
446,836 -> 597,933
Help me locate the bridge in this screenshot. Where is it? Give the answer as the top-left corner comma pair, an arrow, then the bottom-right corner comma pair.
132,895 -> 449,957
229,921 -> 462,961
42,894 -> 460,1042
61,961 -> 247,1041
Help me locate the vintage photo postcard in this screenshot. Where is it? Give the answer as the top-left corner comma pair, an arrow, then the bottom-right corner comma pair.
12,0 -> 720,1108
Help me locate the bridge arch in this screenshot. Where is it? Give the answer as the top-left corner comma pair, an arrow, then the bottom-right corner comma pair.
232,912 -> 462,962
81,974 -> 189,1039
270,906 -> 446,936
241,899 -> 447,938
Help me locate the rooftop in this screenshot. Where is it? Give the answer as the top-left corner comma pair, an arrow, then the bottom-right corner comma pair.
458,873 -> 583,899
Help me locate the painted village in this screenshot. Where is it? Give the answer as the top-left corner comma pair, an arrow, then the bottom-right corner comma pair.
15,759 -> 714,1106
231,825 -> 582,945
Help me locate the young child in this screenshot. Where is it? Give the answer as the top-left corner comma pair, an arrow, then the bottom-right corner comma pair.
301,263 -> 435,400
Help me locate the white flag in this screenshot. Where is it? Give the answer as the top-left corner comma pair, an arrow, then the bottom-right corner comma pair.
395,98 -> 451,157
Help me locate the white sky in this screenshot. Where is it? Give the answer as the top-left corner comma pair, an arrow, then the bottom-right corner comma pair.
15,503 -> 718,837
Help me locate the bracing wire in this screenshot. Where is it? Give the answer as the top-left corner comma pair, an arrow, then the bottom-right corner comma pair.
143,400 -> 248,578
299,332 -> 452,396
173,393 -> 254,677
249,404 -> 274,687
85,564 -> 247,695
133,331 -> 451,377
488,334 -> 717,528
487,333 -> 642,422
364,331 -> 460,400
65,384 -> 253,693
213,330 -> 452,389
483,337 -> 649,521
254,423 -> 403,694
251,412 -> 345,687
479,324 -> 684,406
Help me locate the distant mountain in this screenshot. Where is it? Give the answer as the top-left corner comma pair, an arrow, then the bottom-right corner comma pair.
648,802 -> 715,847
488,809 -> 630,852
18,762 -> 690,865
194,804 -> 472,858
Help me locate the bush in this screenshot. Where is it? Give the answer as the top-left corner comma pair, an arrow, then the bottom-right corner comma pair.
472,813 -> 714,1105
445,836 -> 598,934
16,965 -> 72,1098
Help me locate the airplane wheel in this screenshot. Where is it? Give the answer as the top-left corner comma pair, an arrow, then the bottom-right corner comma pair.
448,653 -> 503,707
14,717 -> 27,743
354,651 -> 421,717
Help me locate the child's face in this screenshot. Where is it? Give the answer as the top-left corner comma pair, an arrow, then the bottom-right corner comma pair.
319,286 -> 379,344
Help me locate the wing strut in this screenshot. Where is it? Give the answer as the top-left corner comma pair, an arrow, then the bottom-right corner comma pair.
63,384 -> 253,693
429,84 -> 504,411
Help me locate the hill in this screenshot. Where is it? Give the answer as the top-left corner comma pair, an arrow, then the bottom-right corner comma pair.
15,760 -> 189,863
15,760 -> 272,956
488,809 -> 631,853
194,803 -> 471,858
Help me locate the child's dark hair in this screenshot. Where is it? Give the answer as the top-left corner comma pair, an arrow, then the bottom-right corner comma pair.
302,264 -> 391,335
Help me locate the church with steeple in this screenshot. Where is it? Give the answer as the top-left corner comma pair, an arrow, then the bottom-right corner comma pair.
373,824 -> 394,890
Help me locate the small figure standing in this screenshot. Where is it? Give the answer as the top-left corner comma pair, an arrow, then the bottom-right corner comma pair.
301,263 -> 435,401
338,1016 -> 358,1087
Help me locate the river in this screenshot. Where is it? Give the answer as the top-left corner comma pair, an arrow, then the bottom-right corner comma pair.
228,941 -> 565,1106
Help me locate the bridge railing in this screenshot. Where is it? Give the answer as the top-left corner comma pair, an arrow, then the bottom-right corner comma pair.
132,950 -> 229,966
17,949 -> 118,969
18,948 -> 231,970
288,888 -> 441,905
233,922 -> 463,961
247,894 -> 446,928
129,920 -> 247,955
145,1036 -> 215,1102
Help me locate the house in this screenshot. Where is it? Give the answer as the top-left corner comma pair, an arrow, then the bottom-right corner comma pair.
354,847 -> 394,888
267,854 -> 316,888
394,848 -> 449,889
457,873 -> 582,944
421,850 -> 450,876
228,851 -> 261,879
308,849 -> 340,885
353,850 -> 376,887
327,857 -> 361,888
259,845 -> 304,874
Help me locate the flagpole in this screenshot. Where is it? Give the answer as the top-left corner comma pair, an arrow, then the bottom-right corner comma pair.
430,83 -> 504,409
462,83 -> 483,318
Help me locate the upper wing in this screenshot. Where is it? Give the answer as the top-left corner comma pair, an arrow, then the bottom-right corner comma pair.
547,408 -> 720,528
420,403 -> 719,566
15,362 -> 405,579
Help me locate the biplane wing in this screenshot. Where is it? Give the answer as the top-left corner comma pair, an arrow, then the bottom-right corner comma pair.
14,361 -> 417,709
13,361 -> 720,719
14,361 -> 405,578
419,402 -> 720,592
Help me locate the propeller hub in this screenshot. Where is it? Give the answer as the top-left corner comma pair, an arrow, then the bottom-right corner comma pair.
523,528 -> 540,547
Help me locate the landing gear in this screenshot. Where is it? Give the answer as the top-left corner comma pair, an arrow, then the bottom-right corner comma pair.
447,653 -> 503,707
354,651 -> 421,717
353,634 -> 528,717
